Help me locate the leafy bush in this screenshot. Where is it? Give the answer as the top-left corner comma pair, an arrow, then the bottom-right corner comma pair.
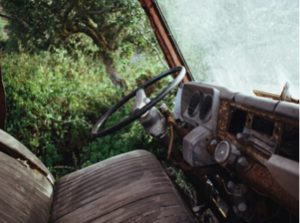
2,48 -> 173,179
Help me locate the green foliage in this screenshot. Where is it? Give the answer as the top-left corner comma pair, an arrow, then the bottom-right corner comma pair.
1,0 -> 172,181
164,165 -> 198,206
1,0 -> 165,91
0,0 -> 155,54
2,48 -> 173,179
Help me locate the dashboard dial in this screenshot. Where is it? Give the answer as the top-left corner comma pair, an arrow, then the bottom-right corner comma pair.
214,141 -> 231,163
188,92 -> 203,117
199,94 -> 213,122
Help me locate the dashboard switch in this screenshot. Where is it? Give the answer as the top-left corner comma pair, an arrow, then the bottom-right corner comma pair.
236,133 -> 250,140
237,156 -> 250,169
210,139 -> 218,146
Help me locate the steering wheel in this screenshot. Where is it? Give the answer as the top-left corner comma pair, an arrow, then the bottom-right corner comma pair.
91,66 -> 186,138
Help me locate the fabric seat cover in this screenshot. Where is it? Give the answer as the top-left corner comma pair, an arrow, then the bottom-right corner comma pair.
50,150 -> 195,223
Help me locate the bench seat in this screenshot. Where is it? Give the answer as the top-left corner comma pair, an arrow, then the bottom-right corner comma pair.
50,150 -> 194,223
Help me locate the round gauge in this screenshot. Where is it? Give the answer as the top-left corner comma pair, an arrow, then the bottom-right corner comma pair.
199,94 -> 213,122
188,92 -> 203,117
214,141 -> 231,163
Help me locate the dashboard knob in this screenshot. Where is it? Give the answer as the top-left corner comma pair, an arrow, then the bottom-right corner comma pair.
238,203 -> 248,213
214,141 -> 237,165
227,181 -> 235,190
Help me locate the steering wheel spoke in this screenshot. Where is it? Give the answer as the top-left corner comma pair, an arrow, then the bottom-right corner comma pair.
132,88 -> 151,117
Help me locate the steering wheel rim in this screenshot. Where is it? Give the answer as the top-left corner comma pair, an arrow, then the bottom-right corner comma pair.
91,66 -> 186,138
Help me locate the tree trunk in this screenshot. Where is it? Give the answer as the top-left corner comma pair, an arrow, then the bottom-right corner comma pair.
102,51 -> 127,89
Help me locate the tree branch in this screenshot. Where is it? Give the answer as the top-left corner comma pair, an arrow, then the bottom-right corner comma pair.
80,16 -> 111,51
137,28 -> 168,69
98,23 -> 116,32
77,7 -> 121,16
67,23 -> 110,51
61,1 -> 77,33
49,117 -> 92,128
79,8 -> 110,15
110,25 -> 124,50
0,13 -> 29,28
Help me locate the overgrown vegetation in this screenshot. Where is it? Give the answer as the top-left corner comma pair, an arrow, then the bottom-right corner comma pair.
0,0 -> 179,180
2,46 -> 174,179
0,0 -> 160,87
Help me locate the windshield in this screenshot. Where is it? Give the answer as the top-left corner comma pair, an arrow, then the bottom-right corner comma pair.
156,0 -> 299,98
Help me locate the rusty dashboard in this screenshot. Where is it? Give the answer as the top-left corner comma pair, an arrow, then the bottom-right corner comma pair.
174,82 -> 299,216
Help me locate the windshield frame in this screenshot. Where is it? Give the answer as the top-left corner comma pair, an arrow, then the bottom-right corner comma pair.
152,0 -> 194,81
139,0 -> 193,82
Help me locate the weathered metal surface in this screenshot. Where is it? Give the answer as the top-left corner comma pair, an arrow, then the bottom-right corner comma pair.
239,162 -> 299,217
245,113 -> 253,129
133,89 -> 167,137
138,0 -> 190,83
229,101 -> 297,126
214,99 -> 299,217
50,150 -> 195,223
242,127 -> 278,155
0,152 -> 53,223
159,104 -> 195,170
0,130 -> 55,183
159,103 -> 189,139
0,65 -> 6,130
266,155 -> 299,200
217,100 -> 231,133
209,139 -> 298,217
218,131 -> 269,166
161,134 -> 193,174
274,101 -> 299,120
183,125 -> 215,167
167,121 -> 174,160
218,99 -> 297,149
253,89 -> 299,104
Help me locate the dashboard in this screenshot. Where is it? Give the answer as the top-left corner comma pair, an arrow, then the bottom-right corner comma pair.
173,82 -> 299,214
175,82 -> 299,164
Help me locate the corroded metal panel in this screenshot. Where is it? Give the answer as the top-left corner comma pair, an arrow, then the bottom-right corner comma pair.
217,100 -> 231,133
240,163 -> 299,217
139,0 -> 191,83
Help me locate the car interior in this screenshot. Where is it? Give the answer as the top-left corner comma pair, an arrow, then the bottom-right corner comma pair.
0,0 -> 299,223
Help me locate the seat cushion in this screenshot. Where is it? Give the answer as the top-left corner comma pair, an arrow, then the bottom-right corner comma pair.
50,150 -> 195,223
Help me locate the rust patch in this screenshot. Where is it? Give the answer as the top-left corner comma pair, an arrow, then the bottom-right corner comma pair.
240,163 -> 299,217
272,122 -> 283,147
218,100 -> 231,133
245,113 -> 253,129
159,103 -> 189,139
229,101 -> 296,125
218,100 -> 298,156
